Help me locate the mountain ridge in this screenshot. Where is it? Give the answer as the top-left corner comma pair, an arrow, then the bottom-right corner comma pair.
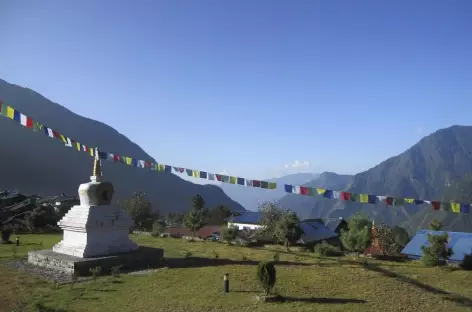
277,126 -> 472,232
0,79 -> 245,213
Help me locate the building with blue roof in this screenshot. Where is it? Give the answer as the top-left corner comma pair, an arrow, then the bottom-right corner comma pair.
297,219 -> 339,245
401,230 -> 472,263
226,211 -> 263,230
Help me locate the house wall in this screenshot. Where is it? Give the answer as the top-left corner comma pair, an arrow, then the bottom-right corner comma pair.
228,222 -> 262,230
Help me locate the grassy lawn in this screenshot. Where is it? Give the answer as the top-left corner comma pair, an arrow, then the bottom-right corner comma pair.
1,234 -> 472,312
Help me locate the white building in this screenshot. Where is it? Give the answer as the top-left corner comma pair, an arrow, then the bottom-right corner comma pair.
227,211 -> 263,230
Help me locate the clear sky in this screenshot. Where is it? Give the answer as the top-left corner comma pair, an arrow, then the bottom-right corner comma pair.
1,0 -> 471,181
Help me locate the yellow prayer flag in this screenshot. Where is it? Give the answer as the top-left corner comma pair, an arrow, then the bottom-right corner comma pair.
89,148 -> 94,157
192,170 -> 200,178
6,106 -> 14,119
158,164 -> 165,171
125,157 -> 132,165
451,202 -> 461,213
316,188 -> 326,195
404,198 -> 415,204
75,142 -> 81,151
268,182 -> 277,189
60,134 -> 67,143
359,194 -> 369,203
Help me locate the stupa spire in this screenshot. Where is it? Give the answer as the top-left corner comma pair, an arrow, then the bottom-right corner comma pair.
92,146 -> 102,181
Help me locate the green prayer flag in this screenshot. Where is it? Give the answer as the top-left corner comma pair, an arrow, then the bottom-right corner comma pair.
230,176 -> 237,184
268,182 -> 276,189
394,198 -> 405,206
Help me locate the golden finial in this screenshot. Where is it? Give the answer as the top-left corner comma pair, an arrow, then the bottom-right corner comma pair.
92,146 -> 102,178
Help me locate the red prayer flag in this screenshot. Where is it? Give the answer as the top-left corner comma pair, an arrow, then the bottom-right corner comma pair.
25,116 -> 33,128
384,197 -> 393,205
216,174 -> 222,181
113,154 -> 120,161
52,130 -> 62,139
340,192 -> 350,201
145,161 -> 151,167
179,168 -> 185,173
431,201 -> 441,210
300,186 -> 309,195
253,180 -> 261,187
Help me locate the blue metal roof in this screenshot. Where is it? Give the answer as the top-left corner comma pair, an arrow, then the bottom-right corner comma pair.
298,219 -> 338,245
323,218 -> 346,232
401,230 -> 472,263
227,211 -> 262,225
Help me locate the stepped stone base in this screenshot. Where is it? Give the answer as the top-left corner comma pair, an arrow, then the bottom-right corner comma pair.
28,246 -> 164,276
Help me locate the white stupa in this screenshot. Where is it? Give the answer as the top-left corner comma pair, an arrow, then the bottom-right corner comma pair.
52,147 -> 138,258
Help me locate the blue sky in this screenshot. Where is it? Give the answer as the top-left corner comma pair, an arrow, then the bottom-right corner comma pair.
1,0 -> 471,181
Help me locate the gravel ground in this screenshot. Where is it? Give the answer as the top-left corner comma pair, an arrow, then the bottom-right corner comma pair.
6,259 -> 93,284
5,259 -> 165,284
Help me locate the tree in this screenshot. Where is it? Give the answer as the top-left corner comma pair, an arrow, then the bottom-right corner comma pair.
24,204 -> 60,233
274,210 -> 303,251
221,224 -> 239,243
258,201 -> 284,239
429,219 -> 442,231
151,220 -> 166,237
206,204 -> 232,225
421,232 -> 453,266
376,223 -> 400,255
391,225 -> 410,248
256,261 -> 276,295
119,192 -> 158,231
166,212 -> 185,226
184,194 -> 207,237
340,213 -> 372,256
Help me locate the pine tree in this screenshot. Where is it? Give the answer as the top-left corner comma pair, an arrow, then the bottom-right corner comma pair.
421,232 -> 453,266
274,210 -> 303,251
340,213 -> 372,256
184,194 -> 207,237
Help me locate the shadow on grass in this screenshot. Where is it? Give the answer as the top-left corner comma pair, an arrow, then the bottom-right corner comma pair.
34,303 -> 67,312
165,257 -> 313,268
335,258 -> 472,308
282,297 -> 366,304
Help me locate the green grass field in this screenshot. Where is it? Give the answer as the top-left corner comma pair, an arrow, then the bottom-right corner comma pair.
1,234 -> 472,312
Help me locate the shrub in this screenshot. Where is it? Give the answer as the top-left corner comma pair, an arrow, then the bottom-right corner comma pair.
257,261 -> 276,295
421,253 -> 439,267
221,225 -> 239,243
111,264 -> 123,277
314,241 -> 336,256
460,253 -> 472,270
1,229 -> 12,244
213,251 -> 219,259
89,266 -> 102,282
151,221 -> 166,237
185,251 -> 192,259
242,255 -> 248,261
272,252 -> 280,262
420,232 -> 453,267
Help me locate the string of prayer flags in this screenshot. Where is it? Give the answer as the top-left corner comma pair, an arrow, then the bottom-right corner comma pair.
1,99 -> 470,215
284,182 -> 470,214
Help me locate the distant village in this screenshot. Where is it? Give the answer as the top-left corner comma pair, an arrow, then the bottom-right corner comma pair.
2,189 -> 471,264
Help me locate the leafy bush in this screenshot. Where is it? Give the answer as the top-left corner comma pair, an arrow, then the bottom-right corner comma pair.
221,225 -> 239,243
151,221 -> 166,237
111,264 -> 123,277
1,228 -> 12,244
184,251 -> 192,259
242,255 -> 248,261
89,266 -> 102,282
314,241 -> 335,256
420,232 -> 453,267
213,251 -> 219,259
460,253 -> 472,270
257,261 -> 277,295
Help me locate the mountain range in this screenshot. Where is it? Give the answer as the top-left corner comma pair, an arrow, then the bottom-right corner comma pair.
0,79 -> 245,214
275,126 -> 472,233
218,172 -> 318,210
